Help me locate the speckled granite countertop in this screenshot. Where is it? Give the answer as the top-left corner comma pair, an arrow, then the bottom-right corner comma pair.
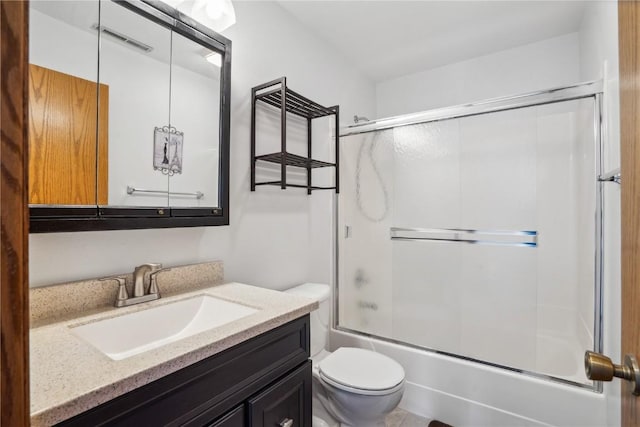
30,282 -> 317,426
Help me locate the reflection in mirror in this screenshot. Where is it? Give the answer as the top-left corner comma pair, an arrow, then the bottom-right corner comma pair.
28,1 -> 101,205
98,0 -> 171,207
28,0 -> 230,231
168,32 -> 221,207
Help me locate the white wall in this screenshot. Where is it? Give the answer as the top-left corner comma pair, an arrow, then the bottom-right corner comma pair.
29,8 -> 98,83
168,58 -> 220,207
579,2 -> 621,426
375,32 -> 580,119
29,1 -> 376,288
98,3 -> 173,207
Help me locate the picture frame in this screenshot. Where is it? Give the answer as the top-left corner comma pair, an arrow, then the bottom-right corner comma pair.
153,126 -> 184,175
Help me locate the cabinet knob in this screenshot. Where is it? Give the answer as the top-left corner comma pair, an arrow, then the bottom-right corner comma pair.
279,418 -> 293,427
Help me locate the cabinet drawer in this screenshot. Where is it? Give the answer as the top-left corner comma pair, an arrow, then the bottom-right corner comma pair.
248,361 -> 312,427
208,405 -> 244,427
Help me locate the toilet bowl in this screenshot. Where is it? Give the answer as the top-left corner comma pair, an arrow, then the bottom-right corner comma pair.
285,283 -> 405,427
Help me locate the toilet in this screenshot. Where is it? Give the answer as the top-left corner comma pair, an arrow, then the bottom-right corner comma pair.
285,283 -> 405,427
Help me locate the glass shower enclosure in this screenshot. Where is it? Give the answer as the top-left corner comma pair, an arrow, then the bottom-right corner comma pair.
336,81 -> 605,389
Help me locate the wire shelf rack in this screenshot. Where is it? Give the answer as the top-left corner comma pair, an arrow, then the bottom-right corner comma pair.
251,77 -> 339,194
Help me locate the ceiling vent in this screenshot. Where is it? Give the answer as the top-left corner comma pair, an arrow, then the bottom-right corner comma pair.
91,24 -> 153,53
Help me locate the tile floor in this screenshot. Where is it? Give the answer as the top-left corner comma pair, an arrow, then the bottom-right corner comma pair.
385,407 -> 432,427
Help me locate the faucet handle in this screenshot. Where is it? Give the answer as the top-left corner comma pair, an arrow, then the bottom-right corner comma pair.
99,276 -> 126,286
149,268 -> 170,296
100,277 -> 128,306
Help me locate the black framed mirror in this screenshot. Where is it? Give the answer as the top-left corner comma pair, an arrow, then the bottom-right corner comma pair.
28,0 -> 231,233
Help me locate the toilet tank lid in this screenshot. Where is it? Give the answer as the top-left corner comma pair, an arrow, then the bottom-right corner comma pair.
284,283 -> 330,302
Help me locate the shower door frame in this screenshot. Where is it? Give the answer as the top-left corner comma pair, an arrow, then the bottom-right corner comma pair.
334,80 -> 607,391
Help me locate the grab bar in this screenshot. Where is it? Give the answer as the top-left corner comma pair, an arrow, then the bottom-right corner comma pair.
390,227 -> 537,247
126,185 -> 204,199
598,168 -> 621,184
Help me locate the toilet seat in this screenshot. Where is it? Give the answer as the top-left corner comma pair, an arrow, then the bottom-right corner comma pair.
318,371 -> 405,396
318,347 -> 405,396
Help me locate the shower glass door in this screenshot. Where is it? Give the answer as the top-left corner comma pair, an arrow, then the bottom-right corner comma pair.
337,97 -> 599,387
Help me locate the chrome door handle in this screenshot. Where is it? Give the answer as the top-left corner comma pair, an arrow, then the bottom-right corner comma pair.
279,418 -> 293,427
585,351 -> 640,395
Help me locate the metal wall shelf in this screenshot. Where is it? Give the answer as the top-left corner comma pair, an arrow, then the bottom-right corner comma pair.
255,152 -> 335,169
251,77 -> 339,194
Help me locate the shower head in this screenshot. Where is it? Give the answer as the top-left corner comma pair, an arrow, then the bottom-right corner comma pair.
353,115 -> 370,124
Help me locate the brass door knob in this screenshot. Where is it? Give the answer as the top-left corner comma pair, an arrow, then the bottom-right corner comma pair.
585,351 -> 640,395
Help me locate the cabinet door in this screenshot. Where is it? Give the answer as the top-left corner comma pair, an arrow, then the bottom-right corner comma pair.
247,361 -> 312,427
208,405 -> 244,427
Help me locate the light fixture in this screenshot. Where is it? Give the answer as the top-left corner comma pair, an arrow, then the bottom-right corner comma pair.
162,0 -> 236,33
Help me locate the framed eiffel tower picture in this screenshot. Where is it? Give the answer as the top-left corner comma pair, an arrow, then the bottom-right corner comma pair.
153,126 -> 184,175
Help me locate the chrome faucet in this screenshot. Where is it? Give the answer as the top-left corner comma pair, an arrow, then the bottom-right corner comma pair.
101,263 -> 164,308
132,263 -> 162,297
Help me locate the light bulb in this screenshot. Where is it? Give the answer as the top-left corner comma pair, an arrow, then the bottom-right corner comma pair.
206,2 -> 224,20
162,0 -> 236,32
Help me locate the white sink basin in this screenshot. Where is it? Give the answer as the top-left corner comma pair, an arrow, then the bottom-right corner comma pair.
70,295 -> 258,360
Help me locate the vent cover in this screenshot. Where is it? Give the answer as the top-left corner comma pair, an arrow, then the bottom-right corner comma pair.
92,24 -> 153,53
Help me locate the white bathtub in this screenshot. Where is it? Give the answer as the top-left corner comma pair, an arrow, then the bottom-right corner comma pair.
330,329 -> 609,427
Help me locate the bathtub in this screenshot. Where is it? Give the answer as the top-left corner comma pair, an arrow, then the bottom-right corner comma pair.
330,329 -> 609,427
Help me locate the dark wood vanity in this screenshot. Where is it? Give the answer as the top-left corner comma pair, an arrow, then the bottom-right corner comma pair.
56,315 -> 312,427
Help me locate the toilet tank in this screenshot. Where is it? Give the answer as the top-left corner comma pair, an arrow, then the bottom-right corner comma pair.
285,283 -> 330,358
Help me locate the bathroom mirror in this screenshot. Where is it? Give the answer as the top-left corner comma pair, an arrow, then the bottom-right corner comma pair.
28,0 -> 231,232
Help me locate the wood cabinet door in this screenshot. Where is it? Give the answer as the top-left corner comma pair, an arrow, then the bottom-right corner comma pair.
247,361 -> 312,427
208,405 -> 245,427
28,64 -> 109,205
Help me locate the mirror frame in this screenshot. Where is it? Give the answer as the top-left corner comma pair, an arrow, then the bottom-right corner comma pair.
29,0 -> 231,233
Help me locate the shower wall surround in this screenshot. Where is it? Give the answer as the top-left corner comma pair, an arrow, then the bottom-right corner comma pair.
339,97 -> 597,386
580,4 -> 622,427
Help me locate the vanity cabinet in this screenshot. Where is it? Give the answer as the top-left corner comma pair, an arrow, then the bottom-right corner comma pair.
56,316 -> 312,427
209,406 -> 244,427
247,362 -> 311,427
